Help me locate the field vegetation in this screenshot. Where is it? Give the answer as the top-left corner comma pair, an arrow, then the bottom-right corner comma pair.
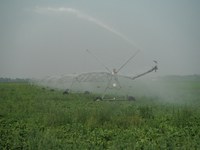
0,76 -> 200,149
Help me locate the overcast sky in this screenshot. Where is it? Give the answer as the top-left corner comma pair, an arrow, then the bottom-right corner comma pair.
0,0 -> 200,78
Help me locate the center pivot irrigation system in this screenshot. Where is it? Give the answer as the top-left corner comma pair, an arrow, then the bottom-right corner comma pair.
69,49 -> 158,101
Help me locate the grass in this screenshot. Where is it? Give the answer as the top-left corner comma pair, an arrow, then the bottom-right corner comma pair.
0,80 -> 200,149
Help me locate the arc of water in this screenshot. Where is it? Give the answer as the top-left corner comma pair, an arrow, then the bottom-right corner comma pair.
35,7 -> 139,49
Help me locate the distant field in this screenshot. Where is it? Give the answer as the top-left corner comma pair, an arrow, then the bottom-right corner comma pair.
0,77 -> 200,149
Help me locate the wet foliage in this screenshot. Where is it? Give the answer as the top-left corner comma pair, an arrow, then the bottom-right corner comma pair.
0,81 -> 200,149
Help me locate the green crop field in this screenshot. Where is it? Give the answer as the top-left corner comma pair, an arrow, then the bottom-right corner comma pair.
0,77 -> 200,149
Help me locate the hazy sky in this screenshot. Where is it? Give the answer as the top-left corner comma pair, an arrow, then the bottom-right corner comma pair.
0,0 -> 200,78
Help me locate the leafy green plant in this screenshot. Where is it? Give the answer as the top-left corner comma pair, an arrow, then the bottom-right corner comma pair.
0,81 -> 200,149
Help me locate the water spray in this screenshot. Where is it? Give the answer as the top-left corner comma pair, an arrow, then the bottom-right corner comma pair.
35,7 -> 139,49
